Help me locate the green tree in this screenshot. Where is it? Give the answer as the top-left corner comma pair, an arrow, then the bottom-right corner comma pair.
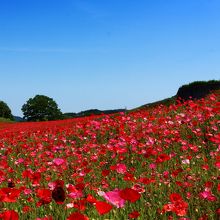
22,95 -> 63,121
0,100 -> 13,120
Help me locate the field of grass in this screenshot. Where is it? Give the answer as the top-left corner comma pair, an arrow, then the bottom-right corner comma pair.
0,91 -> 219,219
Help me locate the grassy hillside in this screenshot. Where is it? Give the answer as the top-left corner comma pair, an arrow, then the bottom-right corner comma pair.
0,117 -> 14,123
135,96 -> 176,110
133,80 -> 220,111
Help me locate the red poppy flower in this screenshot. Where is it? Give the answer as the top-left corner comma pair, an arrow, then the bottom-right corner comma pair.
52,186 -> 66,204
156,154 -> 170,163
172,200 -> 188,216
0,188 -> 21,202
67,212 -> 89,220
86,194 -> 97,204
22,169 -> 32,179
36,189 -> 52,205
128,210 -> 140,219
217,183 -> 220,192
0,210 -> 19,220
22,205 -> 32,213
73,199 -> 87,211
95,201 -> 113,215
102,169 -> 110,176
172,168 -> 183,177
162,193 -> 188,217
31,172 -> 41,186
169,193 -> 183,203
75,183 -> 85,191
119,188 -> 141,203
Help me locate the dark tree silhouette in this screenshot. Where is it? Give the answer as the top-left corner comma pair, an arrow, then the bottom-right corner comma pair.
22,95 -> 63,121
0,100 -> 13,120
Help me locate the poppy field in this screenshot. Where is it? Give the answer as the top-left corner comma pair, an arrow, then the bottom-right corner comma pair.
0,92 -> 219,220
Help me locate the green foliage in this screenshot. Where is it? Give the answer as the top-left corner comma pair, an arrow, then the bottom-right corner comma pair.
179,80 -> 220,90
21,95 -> 63,121
0,117 -> 14,122
0,100 -> 14,120
177,79 -> 220,101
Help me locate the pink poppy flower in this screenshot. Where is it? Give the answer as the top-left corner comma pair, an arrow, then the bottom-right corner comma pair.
53,158 -> 65,166
116,163 -> 127,174
98,189 -> 125,208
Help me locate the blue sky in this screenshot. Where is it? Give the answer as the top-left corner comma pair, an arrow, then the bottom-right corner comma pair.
0,0 -> 219,116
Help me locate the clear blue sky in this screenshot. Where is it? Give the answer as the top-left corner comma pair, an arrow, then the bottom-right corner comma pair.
0,0 -> 219,116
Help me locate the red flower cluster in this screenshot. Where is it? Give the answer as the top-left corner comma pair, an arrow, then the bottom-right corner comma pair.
119,188 -> 141,203
0,210 -> 19,220
0,188 -> 21,203
162,193 -> 188,216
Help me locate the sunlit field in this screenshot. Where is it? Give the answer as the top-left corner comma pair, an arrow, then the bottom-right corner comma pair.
0,91 -> 219,220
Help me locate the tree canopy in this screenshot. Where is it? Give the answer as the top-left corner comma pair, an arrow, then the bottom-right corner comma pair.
0,100 -> 13,120
21,95 -> 63,121
177,80 -> 220,101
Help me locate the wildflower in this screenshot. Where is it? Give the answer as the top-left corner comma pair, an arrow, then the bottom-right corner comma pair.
23,188 -> 32,195
119,188 -> 141,203
30,172 -> 41,186
156,154 -> 170,163
52,186 -> 66,204
22,205 -> 32,213
67,211 -> 89,220
98,188 -> 125,208
95,201 -> 113,215
48,180 -> 66,204
66,184 -> 83,199
53,158 -> 65,166
199,189 -> 217,201
36,189 -> 52,205
162,193 -> 188,217
0,188 -> 21,202
116,163 -> 127,174
0,210 -> 19,220
149,163 -> 156,169
170,193 -> 183,203
102,169 -> 110,176
128,210 -> 140,219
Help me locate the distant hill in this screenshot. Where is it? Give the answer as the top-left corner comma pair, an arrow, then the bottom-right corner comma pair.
135,96 -> 176,110
134,79 -> 220,111
13,116 -> 25,122
63,108 -> 126,119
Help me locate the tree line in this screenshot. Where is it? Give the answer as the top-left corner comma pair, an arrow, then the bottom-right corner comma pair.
0,95 -> 126,122
0,95 -> 63,122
